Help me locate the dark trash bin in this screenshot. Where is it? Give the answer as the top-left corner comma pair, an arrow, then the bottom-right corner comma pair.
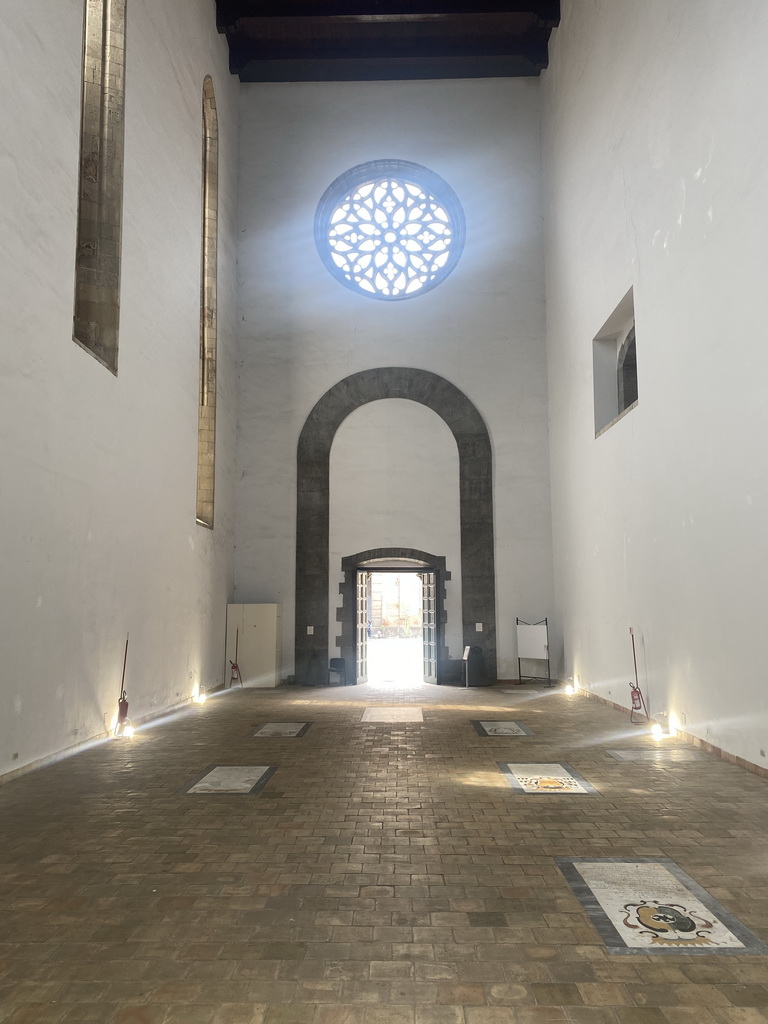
329,657 -> 347,686
306,651 -> 325,686
463,645 -> 489,687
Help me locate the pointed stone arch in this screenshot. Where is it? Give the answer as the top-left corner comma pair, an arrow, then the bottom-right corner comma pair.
295,367 -> 496,683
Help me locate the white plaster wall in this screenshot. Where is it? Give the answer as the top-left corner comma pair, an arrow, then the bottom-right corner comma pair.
235,79 -> 554,679
329,399 -> 462,657
0,0 -> 238,776
542,0 -> 768,764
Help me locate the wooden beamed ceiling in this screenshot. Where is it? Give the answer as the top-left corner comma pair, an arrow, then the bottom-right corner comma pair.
215,1 -> 561,82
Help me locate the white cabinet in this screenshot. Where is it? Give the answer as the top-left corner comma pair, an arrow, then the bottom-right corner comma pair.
225,604 -> 282,688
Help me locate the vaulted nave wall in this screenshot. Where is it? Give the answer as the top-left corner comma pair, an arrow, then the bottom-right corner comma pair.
234,79 -> 555,681
542,0 -> 768,766
0,0 -> 239,776
12,1 -> 768,780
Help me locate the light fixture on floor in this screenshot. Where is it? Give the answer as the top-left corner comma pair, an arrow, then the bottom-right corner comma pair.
564,675 -> 579,695
651,712 -> 670,740
194,689 -> 207,704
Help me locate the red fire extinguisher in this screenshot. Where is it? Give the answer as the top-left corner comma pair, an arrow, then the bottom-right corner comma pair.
229,627 -> 242,688
628,627 -> 649,723
117,693 -> 129,726
114,634 -> 131,737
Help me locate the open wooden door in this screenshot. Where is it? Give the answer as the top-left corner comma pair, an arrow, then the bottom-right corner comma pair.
420,571 -> 437,683
356,570 -> 370,683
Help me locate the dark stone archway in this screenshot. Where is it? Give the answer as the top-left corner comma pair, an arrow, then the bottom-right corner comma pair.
295,367 -> 496,683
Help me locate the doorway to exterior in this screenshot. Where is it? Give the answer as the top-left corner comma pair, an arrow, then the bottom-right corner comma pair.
339,549 -> 449,685
359,571 -> 433,686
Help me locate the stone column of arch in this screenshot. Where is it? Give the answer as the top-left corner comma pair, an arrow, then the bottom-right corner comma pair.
295,367 -> 497,684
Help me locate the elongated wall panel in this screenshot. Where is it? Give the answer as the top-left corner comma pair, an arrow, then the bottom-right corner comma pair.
73,0 -> 127,373
196,76 -> 219,527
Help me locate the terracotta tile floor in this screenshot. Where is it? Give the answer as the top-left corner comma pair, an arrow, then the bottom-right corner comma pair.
1,680 -> 768,1023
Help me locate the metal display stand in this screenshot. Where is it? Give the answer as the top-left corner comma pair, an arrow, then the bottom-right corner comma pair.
516,617 -> 553,686
462,645 -> 490,687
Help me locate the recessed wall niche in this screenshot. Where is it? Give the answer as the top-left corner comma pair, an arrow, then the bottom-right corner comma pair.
593,287 -> 637,435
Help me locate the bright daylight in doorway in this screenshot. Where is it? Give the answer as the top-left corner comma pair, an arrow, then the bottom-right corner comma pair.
365,572 -> 425,685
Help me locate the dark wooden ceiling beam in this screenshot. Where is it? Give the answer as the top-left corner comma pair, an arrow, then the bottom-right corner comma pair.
217,1 -> 560,30
234,12 -> 540,32
229,27 -> 550,63
215,0 -> 559,80
231,39 -> 550,63
233,13 -> 545,42
235,53 -> 549,82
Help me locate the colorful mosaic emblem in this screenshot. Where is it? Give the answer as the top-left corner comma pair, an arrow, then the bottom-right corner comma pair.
498,762 -> 596,794
472,721 -> 534,737
623,900 -> 717,947
557,858 -> 768,955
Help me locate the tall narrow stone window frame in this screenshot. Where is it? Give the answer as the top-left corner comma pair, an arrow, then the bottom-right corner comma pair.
196,76 -> 219,529
73,0 -> 127,374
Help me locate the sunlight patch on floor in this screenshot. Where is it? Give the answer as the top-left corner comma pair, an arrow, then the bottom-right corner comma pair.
367,637 -> 423,685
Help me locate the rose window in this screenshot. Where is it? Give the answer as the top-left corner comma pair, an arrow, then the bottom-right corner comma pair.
315,160 -> 465,301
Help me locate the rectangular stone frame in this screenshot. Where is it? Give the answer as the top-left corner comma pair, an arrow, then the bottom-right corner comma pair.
73,0 -> 127,373
196,77 -> 219,528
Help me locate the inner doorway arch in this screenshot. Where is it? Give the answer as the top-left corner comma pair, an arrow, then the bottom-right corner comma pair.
295,367 -> 496,683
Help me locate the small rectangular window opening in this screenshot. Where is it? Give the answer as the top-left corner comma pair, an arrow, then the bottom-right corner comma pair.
593,287 -> 637,436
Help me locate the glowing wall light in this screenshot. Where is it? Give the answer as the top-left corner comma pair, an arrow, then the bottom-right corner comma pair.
651,712 -> 671,741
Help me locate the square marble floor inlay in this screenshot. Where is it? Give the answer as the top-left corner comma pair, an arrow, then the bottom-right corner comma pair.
557,857 -> 768,955
606,748 -> 705,762
253,722 -> 311,738
361,707 -> 423,722
499,762 -> 596,794
180,765 -> 276,794
472,720 -> 534,737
